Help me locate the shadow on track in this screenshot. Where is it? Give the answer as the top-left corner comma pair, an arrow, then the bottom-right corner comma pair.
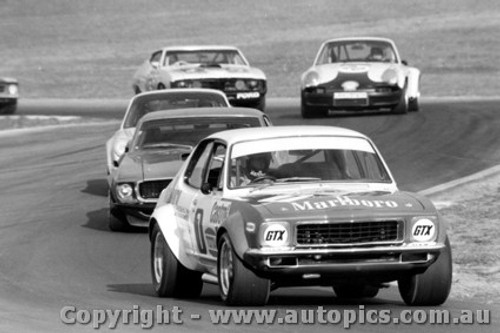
81,178 -> 108,197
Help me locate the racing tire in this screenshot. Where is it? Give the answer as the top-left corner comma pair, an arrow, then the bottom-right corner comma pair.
301,103 -> 328,119
398,237 -> 452,306
333,284 -> 379,299
151,223 -> 203,298
408,97 -> 419,112
392,88 -> 409,114
254,97 -> 266,112
217,233 -> 270,306
133,86 -> 141,95
0,102 -> 17,115
157,83 -> 166,90
108,194 -> 129,232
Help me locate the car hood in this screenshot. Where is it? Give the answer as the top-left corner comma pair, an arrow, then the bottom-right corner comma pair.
166,64 -> 266,81
240,189 -> 432,219
305,62 -> 404,87
0,77 -> 18,84
115,149 -> 187,182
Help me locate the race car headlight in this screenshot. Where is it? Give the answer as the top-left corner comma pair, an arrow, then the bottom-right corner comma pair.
382,69 -> 398,85
410,217 -> 437,242
247,80 -> 259,90
235,80 -> 246,90
8,84 -> 18,95
303,71 -> 319,88
116,183 -> 135,202
260,222 -> 290,247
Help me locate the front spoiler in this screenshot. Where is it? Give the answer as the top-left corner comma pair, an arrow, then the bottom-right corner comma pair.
243,243 -> 445,281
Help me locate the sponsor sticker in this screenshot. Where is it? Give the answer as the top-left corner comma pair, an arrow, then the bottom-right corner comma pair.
411,219 -> 435,242
236,92 -> 260,99
262,224 -> 288,246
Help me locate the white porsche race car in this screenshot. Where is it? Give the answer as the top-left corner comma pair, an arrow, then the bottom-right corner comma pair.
132,45 -> 267,111
300,37 -> 420,118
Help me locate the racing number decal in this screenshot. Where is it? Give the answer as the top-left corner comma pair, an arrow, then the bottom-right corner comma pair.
194,209 -> 207,254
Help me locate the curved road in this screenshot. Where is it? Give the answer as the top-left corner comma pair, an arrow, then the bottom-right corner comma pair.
1,98 -> 499,332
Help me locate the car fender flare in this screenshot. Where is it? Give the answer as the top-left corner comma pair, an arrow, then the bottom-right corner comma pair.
406,67 -> 421,99
217,211 -> 249,260
150,204 -> 199,270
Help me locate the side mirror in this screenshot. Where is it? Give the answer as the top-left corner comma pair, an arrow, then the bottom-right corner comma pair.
181,152 -> 190,161
401,60 -> 408,66
151,60 -> 159,69
201,183 -> 212,195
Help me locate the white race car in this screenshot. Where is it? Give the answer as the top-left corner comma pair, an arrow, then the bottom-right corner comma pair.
132,45 -> 267,111
300,37 -> 420,117
149,126 -> 452,306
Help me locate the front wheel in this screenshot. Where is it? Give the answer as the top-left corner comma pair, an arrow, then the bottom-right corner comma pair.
254,97 -> 266,112
301,103 -> 328,118
217,233 -> 270,306
157,83 -> 166,90
392,89 -> 409,114
398,237 -> 452,306
108,193 -> 129,232
408,97 -> 419,112
151,223 -> 203,298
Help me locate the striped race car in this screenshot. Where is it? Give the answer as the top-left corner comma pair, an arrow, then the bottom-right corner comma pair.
300,37 -> 420,118
149,126 -> 452,306
132,45 -> 267,111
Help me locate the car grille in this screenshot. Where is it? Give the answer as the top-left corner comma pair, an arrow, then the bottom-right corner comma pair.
296,221 -> 400,245
138,180 -> 172,199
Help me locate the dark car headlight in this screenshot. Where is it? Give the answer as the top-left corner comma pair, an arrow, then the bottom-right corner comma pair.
172,80 -> 201,88
116,183 -> 136,203
8,84 -> 18,96
382,69 -> 398,85
303,71 -> 319,88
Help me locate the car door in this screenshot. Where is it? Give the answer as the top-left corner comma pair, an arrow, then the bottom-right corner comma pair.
176,140 -> 215,261
189,142 -> 227,272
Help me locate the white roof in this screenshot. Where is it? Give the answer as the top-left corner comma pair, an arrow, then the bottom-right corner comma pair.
161,45 -> 240,52
208,126 -> 368,145
322,37 -> 395,44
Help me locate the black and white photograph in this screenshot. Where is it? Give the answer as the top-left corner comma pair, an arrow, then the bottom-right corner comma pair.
0,0 -> 498,331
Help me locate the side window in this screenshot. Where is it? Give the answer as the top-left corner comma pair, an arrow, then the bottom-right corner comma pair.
263,115 -> 273,126
185,141 -> 214,188
150,51 -> 162,66
205,143 -> 226,190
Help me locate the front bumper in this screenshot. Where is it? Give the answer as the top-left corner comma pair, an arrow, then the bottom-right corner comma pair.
226,91 -> 265,108
243,243 -> 445,283
302,88 -> 402,111
115,202 -> 156,227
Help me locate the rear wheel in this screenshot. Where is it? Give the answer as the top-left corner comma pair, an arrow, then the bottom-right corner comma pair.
217,233 -> 270,306
133,85 -> 141,94
151,223 -> 203,298
398,237 -> 452,306
157,83 -> 166,90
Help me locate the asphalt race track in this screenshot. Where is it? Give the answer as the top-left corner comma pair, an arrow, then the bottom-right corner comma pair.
1,98 -> 499,332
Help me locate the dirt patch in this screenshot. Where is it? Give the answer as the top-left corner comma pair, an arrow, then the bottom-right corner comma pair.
427,171 -> 500,304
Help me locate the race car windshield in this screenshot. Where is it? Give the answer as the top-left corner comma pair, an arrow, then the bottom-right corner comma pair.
316,40 -> 397,65
229,137 -> 392,188
165,50 -> 247,66
132,117 -> 260,151
123,92 -> 229,128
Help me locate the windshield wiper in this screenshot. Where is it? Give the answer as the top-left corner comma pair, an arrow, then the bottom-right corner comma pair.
141,143 -> 193,150
277,177 -> 321,183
